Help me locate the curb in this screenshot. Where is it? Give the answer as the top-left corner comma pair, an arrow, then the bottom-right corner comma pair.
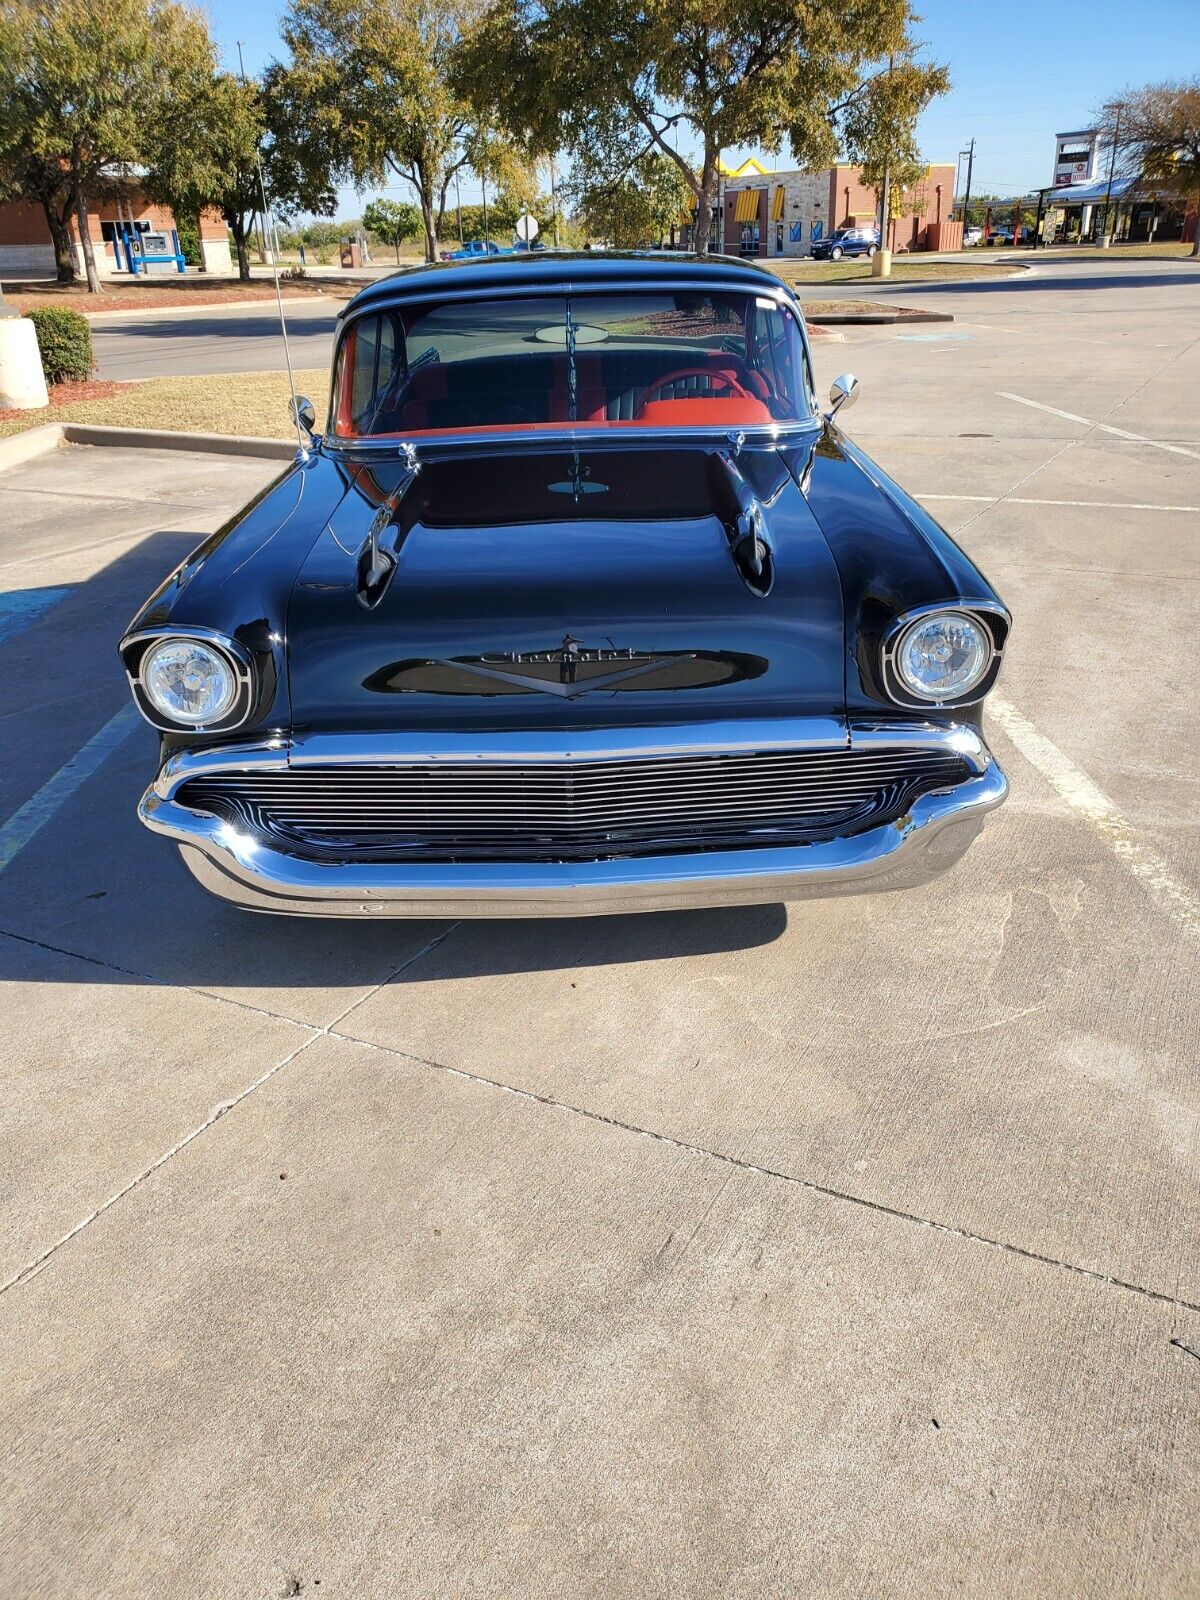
0,422 -> 295,473
807,310 -> 955,325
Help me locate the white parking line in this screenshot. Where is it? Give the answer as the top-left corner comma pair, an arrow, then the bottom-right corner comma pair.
998,393 -> 1200,461
921,494 -> 1200,512
0,706 -> 141,871
989,696 -> 1200,940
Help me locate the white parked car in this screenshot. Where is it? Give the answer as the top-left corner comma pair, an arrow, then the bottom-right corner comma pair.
962,226 -> 983,247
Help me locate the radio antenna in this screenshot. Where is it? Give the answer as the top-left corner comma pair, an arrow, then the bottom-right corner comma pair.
256,160 -> 310,460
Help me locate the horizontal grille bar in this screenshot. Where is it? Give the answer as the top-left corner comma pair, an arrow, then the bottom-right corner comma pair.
177,745 -> 972,863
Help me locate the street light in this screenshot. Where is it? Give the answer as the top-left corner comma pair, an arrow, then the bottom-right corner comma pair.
1100,101 -> 1126,247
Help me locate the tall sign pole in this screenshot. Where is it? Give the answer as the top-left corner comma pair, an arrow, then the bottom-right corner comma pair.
1100,102 -> 1125,247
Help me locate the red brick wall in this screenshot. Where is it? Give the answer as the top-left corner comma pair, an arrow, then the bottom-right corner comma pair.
0,198 -> 52,247
829,161 -> 958,251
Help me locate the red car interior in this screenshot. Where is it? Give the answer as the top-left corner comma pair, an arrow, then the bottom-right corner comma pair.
336,337 -> 779,436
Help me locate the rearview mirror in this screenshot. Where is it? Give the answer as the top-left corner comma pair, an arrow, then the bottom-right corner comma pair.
291,393 -> 317,443
827,373 -> 860,420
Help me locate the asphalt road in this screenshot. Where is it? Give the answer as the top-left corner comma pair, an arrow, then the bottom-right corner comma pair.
3,259 -> 1199,1597
91,296 -> 341,380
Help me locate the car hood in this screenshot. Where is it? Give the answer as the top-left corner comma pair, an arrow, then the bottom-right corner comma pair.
285,444 -> 848,732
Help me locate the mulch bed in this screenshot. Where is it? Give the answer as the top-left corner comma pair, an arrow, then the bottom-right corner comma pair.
0,378 -> 130,425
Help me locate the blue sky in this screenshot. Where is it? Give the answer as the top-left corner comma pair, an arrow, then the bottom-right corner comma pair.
204,0 -> 1200,216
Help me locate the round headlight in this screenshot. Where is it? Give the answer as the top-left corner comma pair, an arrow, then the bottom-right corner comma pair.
894,612 -> 992,702
142,637 -> 237,726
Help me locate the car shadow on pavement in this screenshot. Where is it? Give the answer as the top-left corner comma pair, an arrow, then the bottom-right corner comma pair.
0,528 -> 788,990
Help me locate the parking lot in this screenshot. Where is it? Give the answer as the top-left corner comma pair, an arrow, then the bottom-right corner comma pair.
2,259 -> 1198,1598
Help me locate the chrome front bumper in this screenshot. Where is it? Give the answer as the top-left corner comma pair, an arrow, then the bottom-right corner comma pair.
138,720 -> 1007,918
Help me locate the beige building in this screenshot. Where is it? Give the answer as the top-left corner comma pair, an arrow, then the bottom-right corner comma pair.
684,158 -> 961,258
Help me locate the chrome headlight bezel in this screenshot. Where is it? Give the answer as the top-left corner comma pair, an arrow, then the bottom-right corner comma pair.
881,603 -> 1007,709
122,627 -> 254,733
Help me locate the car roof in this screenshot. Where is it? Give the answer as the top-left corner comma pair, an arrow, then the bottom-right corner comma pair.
337,250 -> 795,322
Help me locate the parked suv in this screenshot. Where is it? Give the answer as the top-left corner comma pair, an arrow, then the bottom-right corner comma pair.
811,226 -> 880,261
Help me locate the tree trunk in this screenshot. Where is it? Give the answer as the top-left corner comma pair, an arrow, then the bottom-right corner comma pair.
72,171 -> 102,294
420,192 -> 438,263
41,197 -> 76,283
691,151 -> 718,256
231,218 -> 251,280
394,239 -> 401,265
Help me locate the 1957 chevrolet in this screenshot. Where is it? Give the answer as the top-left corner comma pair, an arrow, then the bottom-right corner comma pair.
120,252 -> 1009,917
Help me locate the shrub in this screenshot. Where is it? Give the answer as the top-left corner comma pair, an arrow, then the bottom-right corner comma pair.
25,307 -> 94,385
176,220 -> 203,267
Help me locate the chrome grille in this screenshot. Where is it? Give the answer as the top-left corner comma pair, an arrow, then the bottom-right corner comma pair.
176,747 -> 971,863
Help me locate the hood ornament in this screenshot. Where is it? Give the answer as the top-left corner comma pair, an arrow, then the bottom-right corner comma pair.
358,441 -> 419,609
548,450 -> 608,503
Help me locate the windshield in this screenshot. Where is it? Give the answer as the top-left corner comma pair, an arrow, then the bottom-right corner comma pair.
331,290 -> 811,438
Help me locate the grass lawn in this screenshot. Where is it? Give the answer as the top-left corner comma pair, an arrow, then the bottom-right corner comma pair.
768,257 -> 1026,286
0,369 -> 330,442
5,280 -> 333,315
1031,241 -> 1198,261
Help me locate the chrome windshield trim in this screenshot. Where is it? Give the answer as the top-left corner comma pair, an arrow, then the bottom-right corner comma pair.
319,419 -> 820,458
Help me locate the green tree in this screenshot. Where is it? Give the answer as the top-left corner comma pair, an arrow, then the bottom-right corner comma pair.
455,0 -> 948,256
1102,79 -> 1200,256
0,0 -> 215,293
842,50 -> 948,265
363,197 -> 423,261
282,0 -> 511,263
569,151 -> 692,246
146,66 -> 336,280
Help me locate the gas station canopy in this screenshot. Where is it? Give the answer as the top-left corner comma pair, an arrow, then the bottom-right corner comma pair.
1045,174 -> 1140,206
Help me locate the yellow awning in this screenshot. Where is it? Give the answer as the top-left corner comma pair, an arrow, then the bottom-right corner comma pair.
771,185 -> 786,221
733,188 -> 760,223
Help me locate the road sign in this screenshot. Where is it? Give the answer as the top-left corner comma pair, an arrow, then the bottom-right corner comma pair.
515,213 -> 539,242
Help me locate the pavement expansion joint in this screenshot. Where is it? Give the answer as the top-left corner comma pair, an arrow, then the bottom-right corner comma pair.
0,922 -> 461,1295
331,1029 -> 1200,1322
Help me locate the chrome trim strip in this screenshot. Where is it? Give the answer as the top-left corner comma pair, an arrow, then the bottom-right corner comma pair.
138,721 -> 1005,918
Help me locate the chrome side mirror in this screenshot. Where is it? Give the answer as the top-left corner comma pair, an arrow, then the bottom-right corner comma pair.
291,393 -> 317,444
827,373 -> 860,421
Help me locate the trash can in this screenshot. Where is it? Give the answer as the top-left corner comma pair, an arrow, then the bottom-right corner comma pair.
340,241 -> 362,269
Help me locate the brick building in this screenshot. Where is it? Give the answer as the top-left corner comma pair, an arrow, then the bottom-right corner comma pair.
684,160 -> 960,257
0,184 -> 231,278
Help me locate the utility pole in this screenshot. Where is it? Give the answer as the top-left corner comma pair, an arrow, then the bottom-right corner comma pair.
237,42 -> 269,266
481,175 -> 489,245
549,155 -> 561,249
871,56 -> 894,278
1100,102 -> 1125,247
959,139 -> 975,221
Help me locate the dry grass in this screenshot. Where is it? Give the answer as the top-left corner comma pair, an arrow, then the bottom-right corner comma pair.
5,281 -> 332,315
768,257 -> 1026,286
0,368 -> 330,442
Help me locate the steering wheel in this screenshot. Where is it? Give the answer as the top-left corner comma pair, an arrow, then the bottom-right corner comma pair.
635,366 -> 754,416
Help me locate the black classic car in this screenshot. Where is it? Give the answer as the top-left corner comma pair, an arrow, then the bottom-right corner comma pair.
120,252 -> 1008,917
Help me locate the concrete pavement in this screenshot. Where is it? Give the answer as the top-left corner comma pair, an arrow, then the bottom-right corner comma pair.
2,259 -> 1198,1597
